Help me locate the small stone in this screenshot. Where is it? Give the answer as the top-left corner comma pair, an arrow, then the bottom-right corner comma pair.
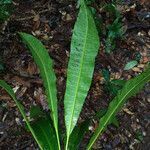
143,56 -> 149,63
147,98 -> 150,103
138,32 -> 144,36
42,34 -> 49,40
34,30 -> 41,36
137,64 -> 145,68
13,86 -> 19,93
132,67 -> 142,72
148,30 -> 150,36
143,131 -> 146,136
33,14 -> 40,22
66,14 -> 72,21
15,118 -> 22,125
89,126 -> 94,131
123,108 -> 134,115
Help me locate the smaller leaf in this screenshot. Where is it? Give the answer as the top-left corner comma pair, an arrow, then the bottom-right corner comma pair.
0,80 -> 43,149
0,0 -> 12,21
135,130 -> 143,142
102,69 -> 110,82
0,64 -> 4,71
135,52 -> 142,62
31,117 -> 59,150
68,120 -> 90,150
0,0 -> 12,4
87,66 -> 150,149
95,109 -> 119,128
124,60 -> 138,70
0,80 -> 58,150
19,32 -> 60,149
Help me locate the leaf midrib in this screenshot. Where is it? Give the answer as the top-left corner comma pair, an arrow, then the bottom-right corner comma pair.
87,73 -> 150,149
67,3 -> 89,137
27,41 -> 57,124
25,40 -> 60,146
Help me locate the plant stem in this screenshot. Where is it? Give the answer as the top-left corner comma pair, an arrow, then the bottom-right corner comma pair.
65,136 -> 69,150
55,128 -> 61,150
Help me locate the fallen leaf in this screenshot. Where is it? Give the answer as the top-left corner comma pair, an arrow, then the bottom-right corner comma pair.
124,60 -> 138,70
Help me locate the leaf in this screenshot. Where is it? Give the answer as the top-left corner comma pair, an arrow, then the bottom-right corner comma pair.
64,0 -> 100,148
68,120 -> 90,150
0,81 -> 58,150
124,60 -> 138,70
30,105 -> 44,119
105,18 -> 124,53
102,69 -> 110,82
30,117 -> 59,150
19,32 -> 60,149
0,0 -> 12,4
87,66 -> 150,149
105,79 -> 126,96
0,0 -> 12,21
111,79 -> 126,87
0,80 -> 43,149
95,109 -> 119,128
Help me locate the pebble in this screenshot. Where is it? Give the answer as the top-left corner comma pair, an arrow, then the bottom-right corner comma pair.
15,118 -> 22,126
147,98 -> 150,103
132,67 -> 142,72
34,30 -> 41,36
148,30 -> 150,36
33,14 -> 40,22
66,14 -> 72,21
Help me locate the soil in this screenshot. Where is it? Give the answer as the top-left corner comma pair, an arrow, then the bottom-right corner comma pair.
0,0 -> 150,149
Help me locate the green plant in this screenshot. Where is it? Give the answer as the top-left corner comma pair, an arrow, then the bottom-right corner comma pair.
0,0 -> 12,22
102,68 -> 126,96
0,0 -> 150,149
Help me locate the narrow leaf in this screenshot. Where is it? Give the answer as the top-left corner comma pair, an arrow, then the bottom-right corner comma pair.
64,0 -> 100,148
124,60 -> 138,70
0,81 -> 58,150
95,109 -> 119,127
19,32 -> 60,149
0,80 -> 43,149
87,66 -> 150,149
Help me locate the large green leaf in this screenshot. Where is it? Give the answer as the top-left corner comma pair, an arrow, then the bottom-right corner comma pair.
64,0 -> 99,148
87,66 -> 150,149
19,32 -> 60,149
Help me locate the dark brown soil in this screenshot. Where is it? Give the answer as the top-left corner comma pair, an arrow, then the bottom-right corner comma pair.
0,0 -> 150,149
